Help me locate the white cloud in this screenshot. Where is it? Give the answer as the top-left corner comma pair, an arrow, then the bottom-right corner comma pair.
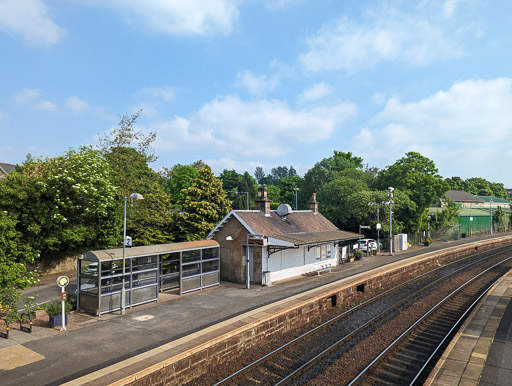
297,83 -> 333,103
95,0 -> 240,36
0,0 -> 65,47
66,96 -> 90,114
154,95 -> 357,159
139,86 -> 175,102
235,70 -> 280,97
35,100 -> 57,111
350,78 -> 512,184
13,88 -> 41,104
299,5 -> 465,72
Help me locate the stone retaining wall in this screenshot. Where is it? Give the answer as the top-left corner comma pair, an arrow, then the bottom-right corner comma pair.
120,237 -> 512,385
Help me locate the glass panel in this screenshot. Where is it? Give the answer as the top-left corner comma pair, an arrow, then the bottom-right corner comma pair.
101,261 -> 123,276
183,262 -> 200,277
133,271 -> 157,287
183,250 -> 200,264
202,247 -> 218,259
132,255 -> 157,271
202,260 -> 219,273
80,261 -> 98,276
161,252 -> 180,262
161,260 -> 179,276
80,277 -> 98,293
100,276 -> 124,293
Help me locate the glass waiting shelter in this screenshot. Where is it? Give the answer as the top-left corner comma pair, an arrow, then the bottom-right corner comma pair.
77,240 -> 220,315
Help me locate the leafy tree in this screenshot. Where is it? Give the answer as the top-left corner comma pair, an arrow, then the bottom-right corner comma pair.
445,176 -> 465,191
266,185 -> 281,209
174,166 -> 231,241
489,182 -> 508,199
494,206 -> 505,232
279,176 -> 301,208
465,177 -> 493,196
0,211 -> 39,290
433,199 -> 460,228
254,166 -> 265,184
0,148 -> 119,259
377,152 -> 449,232
218,169 -> 258,209
161,164 -> 200,204
100,113 -> 174,245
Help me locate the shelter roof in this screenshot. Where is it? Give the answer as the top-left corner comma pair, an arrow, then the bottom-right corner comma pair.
81,240 -> 219,261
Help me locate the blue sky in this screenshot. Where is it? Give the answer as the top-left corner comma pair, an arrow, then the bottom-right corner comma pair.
1,0 -> 512,186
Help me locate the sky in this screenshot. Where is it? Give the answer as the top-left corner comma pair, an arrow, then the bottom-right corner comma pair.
1,0 -> 512,186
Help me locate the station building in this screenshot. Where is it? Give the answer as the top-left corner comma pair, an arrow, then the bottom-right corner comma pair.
207,186 -> 361,286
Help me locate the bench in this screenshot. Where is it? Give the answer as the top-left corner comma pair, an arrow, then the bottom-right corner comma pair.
314,263 -> 332,275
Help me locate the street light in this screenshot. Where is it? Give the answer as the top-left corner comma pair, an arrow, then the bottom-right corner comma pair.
388,187 -> 394,256
121,192 -> 143,315
295,188 -> 299,210
427,215 -> 431,239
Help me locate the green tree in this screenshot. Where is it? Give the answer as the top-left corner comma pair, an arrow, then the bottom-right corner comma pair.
0,211 -> 39,290
434,199 -> 460,228
377,152 -> 449,232
445,176 -> 465,190
161,164 -> 200,205
494,206 -> 505,232
254,166 -> 265,184
465,177 -> 493,196
0,148 -> 119,259
489,182 -> 508,199
174,165 -> 231,241
218,169 -> 258,209
279,176 -> 301,208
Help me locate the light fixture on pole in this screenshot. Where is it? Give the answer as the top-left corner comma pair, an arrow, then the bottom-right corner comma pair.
388,187 -> 394,256
295,187 -> 299,210
427,215 -> 431,239
490,198 -> 493,235
121,192 -> 143,315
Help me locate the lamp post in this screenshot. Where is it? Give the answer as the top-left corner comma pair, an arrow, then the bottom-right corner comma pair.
388,187 -> 394,256
427,215 -> 431,239
228,191 -> 249,210
368,202 -> 382,253
490,198 -> 493,235
121,192 -> 143,315
295,188 -> 299,210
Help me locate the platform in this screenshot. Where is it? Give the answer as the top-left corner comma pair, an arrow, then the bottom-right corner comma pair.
1,234 -> 511,385
427,268 -> 512,386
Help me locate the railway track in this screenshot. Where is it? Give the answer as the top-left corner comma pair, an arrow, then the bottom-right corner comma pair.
209,246 -> 512,386
348,257 -> 512,385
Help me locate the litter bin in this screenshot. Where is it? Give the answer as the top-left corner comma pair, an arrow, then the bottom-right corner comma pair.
262,271 -> 271,286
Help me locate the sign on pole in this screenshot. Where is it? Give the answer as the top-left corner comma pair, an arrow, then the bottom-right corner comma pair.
56,276 -> 69,331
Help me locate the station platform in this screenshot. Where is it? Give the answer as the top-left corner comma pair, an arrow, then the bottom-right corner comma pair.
427,268 -> 512,386
1,234 -> 511,385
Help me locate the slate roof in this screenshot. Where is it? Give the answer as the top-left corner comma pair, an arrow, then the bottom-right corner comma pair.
208,210 -> 361,246
444,190 -> 484,203
0,162 -> 16,175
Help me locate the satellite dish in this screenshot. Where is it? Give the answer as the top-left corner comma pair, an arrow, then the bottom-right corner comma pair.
277,203 -> 293,217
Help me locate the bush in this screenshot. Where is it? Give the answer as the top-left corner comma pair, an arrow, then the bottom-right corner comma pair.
354,250 -> 364,259
44,299 -> 74,318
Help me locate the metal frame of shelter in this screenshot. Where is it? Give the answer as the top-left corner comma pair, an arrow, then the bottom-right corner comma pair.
77,240 -> 220,315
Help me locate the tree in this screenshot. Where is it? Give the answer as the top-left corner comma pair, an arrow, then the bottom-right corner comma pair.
494,206 -> 505,232
489,182 -> 508,199
0,211 -> 39,290
433,199 -> 460,228
174,165 -> 231,241
218,169 -> 258,209
0,148 -> 119,259
279,176 -> 301,208
161,164 -> 200,205
254,166 -> 265,184
465,177 -> 493,196
377,152 -> 449,232
445,176 -> 465,191
100,113 -> 174,246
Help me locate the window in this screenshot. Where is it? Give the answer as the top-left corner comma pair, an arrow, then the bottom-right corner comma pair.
81,261 -> 98,277
202,260 -> 219,273
132,271 -> 157,287
101,261 -> 123,276
132,255 -> 157,271
183,250 -> 200,264
183,263 -> 200,277
316,247 -> 321,260
80,277 -> 98,293
202,247 -> 219,259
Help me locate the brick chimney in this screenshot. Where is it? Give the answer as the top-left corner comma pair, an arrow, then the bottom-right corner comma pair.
255,185 -> 271,216
309,192 -> 318,214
